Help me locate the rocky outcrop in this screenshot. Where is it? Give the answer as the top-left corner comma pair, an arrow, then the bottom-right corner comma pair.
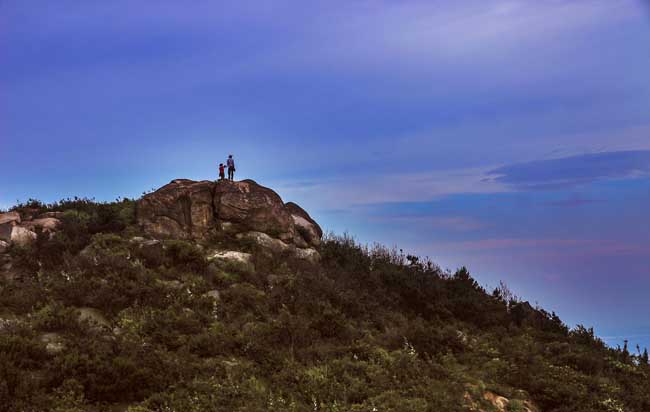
136,179 -> 322,251
22,217 -> 61,233
213,180 -> 295,239
0,211 -> 62,251
207,250 -> 255,273
0,212 -> 20,226
137,179 -> 215,240
77,307 -> 111,332
10,226 -> 37,246
286,202 -> 323,247
464,388 -> 539,412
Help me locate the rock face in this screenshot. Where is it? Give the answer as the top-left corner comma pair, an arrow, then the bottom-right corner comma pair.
213,180 -> 294,239
11,226 -> 37,246
137,179 -> 215,240
0,212 -> 20,226
0,211 -> 62,251
286,202 -> 323,247
22,218 -> 61,233
137,179 -> 322,250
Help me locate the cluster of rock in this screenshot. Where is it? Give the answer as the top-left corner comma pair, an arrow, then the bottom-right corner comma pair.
464,388 -> 539,412
1,179 -> 322,265
0,210 -> 63,253
136,179 -> 322,260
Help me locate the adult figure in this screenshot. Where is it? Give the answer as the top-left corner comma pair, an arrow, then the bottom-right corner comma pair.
227,154 -> 235,181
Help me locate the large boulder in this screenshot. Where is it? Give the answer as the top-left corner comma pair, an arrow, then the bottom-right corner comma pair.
286,202 -> 322,247
213,180 -> 293,238
236,231 -> 292,254
207,250 -> 255,273
136,179 -> 215,239
22,217 -> 61,233
11,226 -> 37,246
0,212 -> 20,226
77,307 -> 111,332
137,179 -> 323,250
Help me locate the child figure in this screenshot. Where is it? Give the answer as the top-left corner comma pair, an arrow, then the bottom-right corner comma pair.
218,163 -> 225,180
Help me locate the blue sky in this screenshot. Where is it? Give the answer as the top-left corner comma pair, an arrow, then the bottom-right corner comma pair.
1,1 -> 650,349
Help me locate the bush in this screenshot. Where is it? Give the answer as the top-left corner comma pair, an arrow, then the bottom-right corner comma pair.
1,198 -> 649,412
164,240 -> 207,273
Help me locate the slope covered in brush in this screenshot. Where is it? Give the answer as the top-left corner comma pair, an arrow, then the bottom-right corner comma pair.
0,182 -> 648,412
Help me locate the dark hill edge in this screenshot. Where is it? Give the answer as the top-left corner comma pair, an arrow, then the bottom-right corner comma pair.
0,188 -> 647,412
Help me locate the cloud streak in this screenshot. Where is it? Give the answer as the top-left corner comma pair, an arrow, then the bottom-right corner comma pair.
487,150 -> 650,190
430,237 -> 650,258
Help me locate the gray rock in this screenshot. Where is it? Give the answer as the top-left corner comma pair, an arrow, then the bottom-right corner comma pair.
207,250 -> 255,273
236,231 -> 293,254
40,332 -> 65,354
0,240 -> 8,254
207,250 -> 252,264
77,307 -> 111,330
203,290 -> 220,300
285,202 -> 322,247
294,247 -> 321,263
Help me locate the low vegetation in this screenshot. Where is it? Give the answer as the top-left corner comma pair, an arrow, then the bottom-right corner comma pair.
1,198 -> 649,411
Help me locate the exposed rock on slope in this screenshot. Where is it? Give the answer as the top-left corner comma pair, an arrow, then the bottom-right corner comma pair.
136,179 -> 215,240
137,179 -> 322,250
0,211 -> 61,250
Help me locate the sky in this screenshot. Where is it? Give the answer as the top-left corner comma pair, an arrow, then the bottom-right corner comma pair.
1,0 -> 649,349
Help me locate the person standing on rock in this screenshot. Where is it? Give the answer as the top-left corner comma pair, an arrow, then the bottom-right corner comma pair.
218,163 -> 225,181
227,155 -> 236,181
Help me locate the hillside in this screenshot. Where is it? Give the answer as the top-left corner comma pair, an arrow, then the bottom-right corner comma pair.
0,179 -> 648,412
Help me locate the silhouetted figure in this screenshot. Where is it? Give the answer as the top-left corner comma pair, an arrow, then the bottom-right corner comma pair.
227,155 -> 235,180
218,163 -> 225,181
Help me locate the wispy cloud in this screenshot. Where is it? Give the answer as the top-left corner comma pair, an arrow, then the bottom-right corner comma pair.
486,150 -> 650,190
274,167 -> 508,209
431,237 -> 650,258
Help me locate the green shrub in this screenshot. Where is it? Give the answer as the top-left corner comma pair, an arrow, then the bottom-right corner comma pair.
507,399 -> 527,412
164,240 -> 207,273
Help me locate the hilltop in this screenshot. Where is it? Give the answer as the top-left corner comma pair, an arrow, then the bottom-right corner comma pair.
0,179 -> 648,412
